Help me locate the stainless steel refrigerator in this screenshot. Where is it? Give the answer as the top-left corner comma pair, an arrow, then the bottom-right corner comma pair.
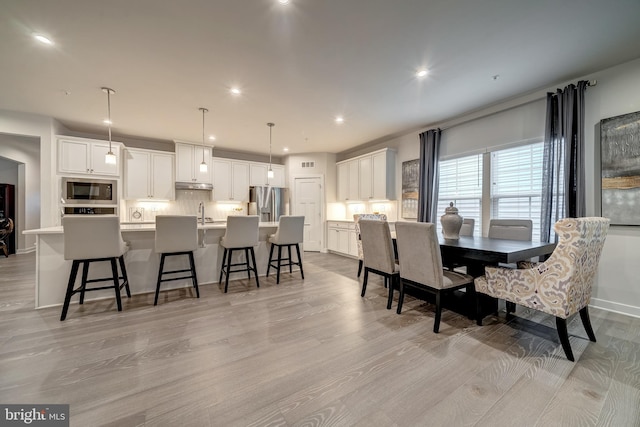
249,186 -> 289,222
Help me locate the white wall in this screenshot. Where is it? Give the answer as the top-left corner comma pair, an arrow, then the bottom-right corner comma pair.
0,133 -> 41,251
367,57 -> 640,317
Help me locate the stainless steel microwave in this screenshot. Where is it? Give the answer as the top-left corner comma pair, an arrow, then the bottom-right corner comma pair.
61,177 -> 118,205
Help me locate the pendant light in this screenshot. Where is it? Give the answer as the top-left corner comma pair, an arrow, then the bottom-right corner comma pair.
102,87 -> 117,165
267,122 -> 275,179
199,107 -> 208,173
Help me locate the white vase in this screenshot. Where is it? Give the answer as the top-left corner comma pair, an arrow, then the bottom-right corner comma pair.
440,202 -> 463,240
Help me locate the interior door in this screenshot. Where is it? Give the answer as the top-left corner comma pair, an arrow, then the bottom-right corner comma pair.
294,177 -> 322,251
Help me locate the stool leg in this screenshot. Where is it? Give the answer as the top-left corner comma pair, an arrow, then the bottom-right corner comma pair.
224,249 -> 233,293
154,253 -> 166,306
249,247 -> 260,288
61,260 -> 80,321
111,257 -> 122,311
295,243 -> 304,280
188,251 -> 200,298
276,245 -> 282,284
119,255 -> 131,298
267,243 -> 275,277
244,248 -> 251,280
288,245 -> 293,273
79,261 -> 89,304
219,248 -> 227,284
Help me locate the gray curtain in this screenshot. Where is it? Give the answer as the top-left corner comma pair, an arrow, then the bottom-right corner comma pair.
417,128 -> 441,222
541,81 -> 588,242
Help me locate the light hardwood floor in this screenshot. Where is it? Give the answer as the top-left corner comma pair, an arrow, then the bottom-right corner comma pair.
1,252 -> 639,427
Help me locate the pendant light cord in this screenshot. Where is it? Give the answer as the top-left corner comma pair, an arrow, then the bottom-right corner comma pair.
200,108 -> 208,163
267,122 -> 274,170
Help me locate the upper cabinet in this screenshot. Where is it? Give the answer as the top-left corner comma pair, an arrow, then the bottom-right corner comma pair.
124,148 -> 175,200
175,142 -> 212,184
58,137 -> 121,176
212,158 -> 250,202
249,163 -> 285,187
336,148 -> 395,201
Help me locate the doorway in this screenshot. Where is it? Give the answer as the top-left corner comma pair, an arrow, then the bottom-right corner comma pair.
293,176 -> 323,252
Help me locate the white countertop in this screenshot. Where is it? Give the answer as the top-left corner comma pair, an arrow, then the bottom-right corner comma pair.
24,221 -> 279,235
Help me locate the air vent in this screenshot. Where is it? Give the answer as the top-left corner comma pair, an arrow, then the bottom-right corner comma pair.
301,161 -> 315,168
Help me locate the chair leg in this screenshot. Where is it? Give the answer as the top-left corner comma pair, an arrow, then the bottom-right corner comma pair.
556,317 -> 575,362
506,301 -> 516,315
288,245 -> 293,273
361,268 -> 369,297
79,261 -> 89,304
61,260 -> 80,321
224,249 -> 233,293
476,294 -> 483,326
433,290 -> 442,333
219,248 -> 227,284
111,257 -> 122,312
249,247 -> 260,288
386,275 -> 395,310
244,248 -> 251,280
267,243 -> 275,277
119,255 -> 131,298
188,251 -> 200,298
357,259 -> 363,277
396,278 -> 405,314
295,243 -> 304,279
579,307 -> 596,342
154,253 -> 165,305
276,245 -> 282,285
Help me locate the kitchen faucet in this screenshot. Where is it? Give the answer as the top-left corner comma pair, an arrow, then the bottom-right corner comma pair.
198,202 -> 205,225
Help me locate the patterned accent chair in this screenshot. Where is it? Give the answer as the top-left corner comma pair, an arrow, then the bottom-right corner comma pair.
353,213 -> 388,277
474,217 -> 609,361
0,217 -> 14,257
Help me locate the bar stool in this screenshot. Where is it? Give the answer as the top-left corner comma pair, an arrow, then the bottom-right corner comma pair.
266,215 -> 305,284
61,216 -> 131,321
154,215 -> 200,305
219,215 -> 260,293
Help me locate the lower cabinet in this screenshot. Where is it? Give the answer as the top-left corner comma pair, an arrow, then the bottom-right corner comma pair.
327,221 -> 358,257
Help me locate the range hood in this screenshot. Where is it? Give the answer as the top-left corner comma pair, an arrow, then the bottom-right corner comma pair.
175,182 -> 213,191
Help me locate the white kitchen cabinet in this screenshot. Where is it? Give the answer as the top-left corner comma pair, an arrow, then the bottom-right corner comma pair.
175,142 -> 212,184
326,221 -> 357,256
58,137 -> 120,176
336,148 -> 395,201
124,148 -> 174,200
249,162 -> 285,187
212,158 -> 249,202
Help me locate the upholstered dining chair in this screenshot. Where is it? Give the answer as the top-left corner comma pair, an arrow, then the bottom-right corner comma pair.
353,213 -> 388,277
474,217 -> 610,361
359,219 -> 398,310
0,217 -> 14,257
395,222 -> 474,333
488,219 -> 533,241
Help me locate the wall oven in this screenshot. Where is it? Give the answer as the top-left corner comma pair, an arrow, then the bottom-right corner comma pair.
61,177 -> 118,205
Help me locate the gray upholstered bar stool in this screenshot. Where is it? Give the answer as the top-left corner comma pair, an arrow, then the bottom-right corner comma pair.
154,215 -> 199,305
61,216 -> 131,321
219,215 -> 260,293
266,215 -> 305,284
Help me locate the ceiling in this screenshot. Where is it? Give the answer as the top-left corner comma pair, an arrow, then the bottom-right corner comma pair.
2,0 -> 640,156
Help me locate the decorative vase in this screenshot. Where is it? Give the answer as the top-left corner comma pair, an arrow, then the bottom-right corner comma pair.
440,202 -> 463,240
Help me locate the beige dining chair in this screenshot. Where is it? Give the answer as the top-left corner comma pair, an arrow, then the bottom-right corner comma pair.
488,219 -> 532,241
395,222 -> 474,333
61,215 -> 131,321
354,213 -> 388,277
475,217 -> 610,361
359,219 -> 398,310
154,215 -> 200,305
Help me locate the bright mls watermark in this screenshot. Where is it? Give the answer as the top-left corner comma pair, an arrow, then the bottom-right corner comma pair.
1,405 -> 69,426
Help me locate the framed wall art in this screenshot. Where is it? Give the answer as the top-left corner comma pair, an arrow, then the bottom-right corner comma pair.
601,110 -> 640,225
401,159 -> 419,219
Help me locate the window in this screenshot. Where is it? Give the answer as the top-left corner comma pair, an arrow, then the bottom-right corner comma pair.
490,142 -> 544,241
437,154 -> 483,236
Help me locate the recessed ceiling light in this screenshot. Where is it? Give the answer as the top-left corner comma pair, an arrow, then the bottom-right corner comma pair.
416,69 -> 428,78
335,116 -> 344,124
278,0 -> 290,4
230,87 -> 241,95
103,119 -> 112,125
283,147 -> 289,152
33,34 -> 53,45
209,135 -> 216,141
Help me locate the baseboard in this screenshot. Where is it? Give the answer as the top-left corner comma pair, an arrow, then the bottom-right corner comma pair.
590,298 -> 640,319
16,246 -> 36,255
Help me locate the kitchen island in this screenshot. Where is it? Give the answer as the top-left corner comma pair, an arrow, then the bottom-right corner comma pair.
24,221 -> 280,309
